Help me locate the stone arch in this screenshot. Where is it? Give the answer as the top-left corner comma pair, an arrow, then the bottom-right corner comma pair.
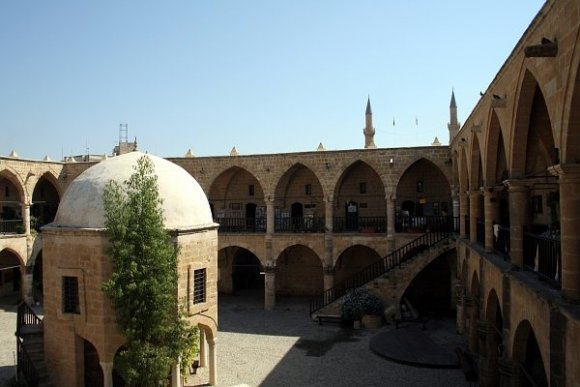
32,172 -> 61,228
561,36 -> 580,163
512,319 -> 549,386
334,244 -> 382,285
481,288 -> 504,386
334,160 -> 386,230
459,147 -> 469,193
0,167 -> 26,200
275,244 -> 323,297
468,270 -> 481,353
0,169 -> 26,230
485,288 -> 502,322
484,110 -> 509,185
399,248 -> 456,317
395,157 -> 451,219
469,135 -> 483,189
511,69 -> 557,178
208,166 -> 265,227
274,163 -> 325,231
218,246 -> 264,296
0,248 -> 24,304
81,336 -> 104,387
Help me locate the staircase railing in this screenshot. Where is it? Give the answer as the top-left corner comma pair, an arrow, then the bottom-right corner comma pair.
17,338 -> 39,386
16,301 -> 42,335
309,229 -> 451,315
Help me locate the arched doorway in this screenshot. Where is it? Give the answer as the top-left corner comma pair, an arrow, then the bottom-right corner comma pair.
32,175 -> 60,229
291,202 -> 303,231
113,346 -> 127,387
276,245 -> 323,297
0,171 -> 24,234
245,202 -> 257,231
334,245 -> 381,285
218,247 -> 264,297
83,338 -> 104,387
512,320 -> 548,387
400,250 -> 455,319
0,249 -> 23,304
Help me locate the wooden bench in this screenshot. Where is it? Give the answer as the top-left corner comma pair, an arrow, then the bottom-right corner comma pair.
315,314 -> 343,326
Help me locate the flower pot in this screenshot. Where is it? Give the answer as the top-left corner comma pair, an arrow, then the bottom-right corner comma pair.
362,314 -> 382,329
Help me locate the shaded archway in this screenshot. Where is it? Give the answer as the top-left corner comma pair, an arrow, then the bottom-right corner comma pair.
562,57 -> 580,163
0,249 -> 23,304
334,160 -> 385,233
218,247 -> 264,297
468,272 -> 480,353
209,167 -> 265,232
400,250 -> 455,318
274,163 -> 325,232
113,346 -> 127,387
0,170 -> 24,233
480,289 -> 504,387
334,245 -> 381,285
32,174 -> 60,229
512,320 -> 548,387
396,158 -> 451,232
83,337 -> 104,387
275,245 -> 323,297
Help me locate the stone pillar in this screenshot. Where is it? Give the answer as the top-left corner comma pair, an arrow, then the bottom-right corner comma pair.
482,187 -> 500,252
464,296 -> 478,353
504,180 -> 529,268
171,361 -> 182,387
477,320 -> 500,387
455,283 -> 465,334
452,189 -> 460,219
208,337 -> 217,386
266,198 -> 274,235
264,265 -> 276,310
324,195 -> 334,233
100,362 -> 114,387
459,192 -> 469,238
21,203 -> 31,235
549,164 -> 580,300
469,191 -> 482,243
199,329 -> 207,367
386,195 -> 396,252
323,265 -> 335,291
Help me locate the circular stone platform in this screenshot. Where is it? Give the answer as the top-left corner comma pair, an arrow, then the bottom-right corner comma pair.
370,324 -> 460,368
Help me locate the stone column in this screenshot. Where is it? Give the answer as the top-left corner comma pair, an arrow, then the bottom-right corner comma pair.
171,361 -> 182,387
199,329 -> 207,367
386,195 -> 396,252
477,320 -> 500,387
498,358 -> 522,387
266,198 -> 274,235
469,191 -> 482,243
323,265 -> 335,291
100,362 -> 114,387
452,188 -> 460,218
459,192 -> 469,238
549,164 -> 580,300
482,187 -> 497,253
264,264 -> 276,310
504,180 -> 529,268
324,195 -> 334,233
208,337 -> 217,386
455,283 -> 465,334
21,203 -> 31,235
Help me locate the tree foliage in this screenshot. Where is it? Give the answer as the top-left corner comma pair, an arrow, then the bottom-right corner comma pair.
102,155 -> 198,386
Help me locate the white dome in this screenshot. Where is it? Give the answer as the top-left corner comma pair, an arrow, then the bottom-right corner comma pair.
53,152 -> 214,230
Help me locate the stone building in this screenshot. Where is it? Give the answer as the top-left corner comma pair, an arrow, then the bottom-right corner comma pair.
41,152 -> 218,386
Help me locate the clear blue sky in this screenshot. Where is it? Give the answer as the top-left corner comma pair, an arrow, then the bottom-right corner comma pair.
1,1 -> 545,160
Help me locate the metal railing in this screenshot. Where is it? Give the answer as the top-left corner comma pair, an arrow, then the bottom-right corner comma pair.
275,216 -> 325,233
214,217 -> 266,233
0,219 -> 23,234
395,215 -> 454,233
493,225 -> 510,259
523,231 -> 561,287
332,216 -> 386,233
16,302 -> 42,335
309,229 -> 450,315
17,339 -> 39,386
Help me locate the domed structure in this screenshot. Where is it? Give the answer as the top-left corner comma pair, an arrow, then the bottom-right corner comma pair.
53,151 -> 213,230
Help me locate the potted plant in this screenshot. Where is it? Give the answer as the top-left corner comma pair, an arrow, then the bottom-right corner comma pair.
342,288 -> 383,329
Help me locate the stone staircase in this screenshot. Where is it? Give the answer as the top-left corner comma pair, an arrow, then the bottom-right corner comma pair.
16,303 -> 53,387
310,231 -> 454,321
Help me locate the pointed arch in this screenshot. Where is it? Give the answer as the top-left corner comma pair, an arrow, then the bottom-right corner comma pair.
484,110 -> 509,185
32,173 -> 61,228
275,244 -> 323,296
512,320 -> 549,386
334,244 -> 381,285
0,168 -> 26,203
469,135 -> 483,189
459,147 -> 469,193
562,48 -> 580,163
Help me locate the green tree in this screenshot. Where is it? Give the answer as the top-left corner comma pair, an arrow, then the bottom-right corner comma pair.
102,155 -> 198,386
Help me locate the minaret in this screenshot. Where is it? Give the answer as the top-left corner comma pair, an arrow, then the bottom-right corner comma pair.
448,89 -> 460,144
363,97 -> 376,149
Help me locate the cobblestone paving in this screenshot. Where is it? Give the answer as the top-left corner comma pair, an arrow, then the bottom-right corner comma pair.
0,305 -> 17,386
188,295 -> 474,387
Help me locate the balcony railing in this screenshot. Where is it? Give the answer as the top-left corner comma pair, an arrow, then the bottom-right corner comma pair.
476,220 -> 485,246
0,219 -> 23,234
493,224 -> 510,259
523,231 -> 561,287
214,217 -> 266,233
464,215 -> 470,237
275,216 -> 325,233
395,215 -> 454,233
333,216 -> 386,233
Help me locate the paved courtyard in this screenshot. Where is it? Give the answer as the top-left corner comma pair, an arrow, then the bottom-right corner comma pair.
0,296 -> 475,387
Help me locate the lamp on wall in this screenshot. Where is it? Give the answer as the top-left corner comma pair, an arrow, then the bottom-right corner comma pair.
389,157 -> 394,167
